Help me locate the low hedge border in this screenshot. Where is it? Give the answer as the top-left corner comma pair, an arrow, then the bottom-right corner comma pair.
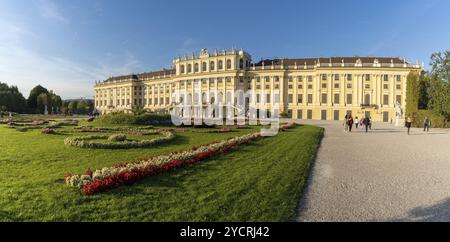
64,130 -> 175,149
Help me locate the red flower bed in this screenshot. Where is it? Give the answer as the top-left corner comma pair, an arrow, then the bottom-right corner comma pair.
82,142 -> 240,195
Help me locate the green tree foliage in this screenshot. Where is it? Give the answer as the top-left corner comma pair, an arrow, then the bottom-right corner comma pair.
27,85 -> 48,111
67,101 -> 78,115
428,51 -> 450,119
0,82 -> 27,113
405,71 -> 421,117
37,93 -> 51,114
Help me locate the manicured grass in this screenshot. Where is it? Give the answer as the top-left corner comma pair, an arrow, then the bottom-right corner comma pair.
0,124 -> 322,222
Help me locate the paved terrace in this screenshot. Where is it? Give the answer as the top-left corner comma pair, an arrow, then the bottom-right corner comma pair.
295,120 -> 450,222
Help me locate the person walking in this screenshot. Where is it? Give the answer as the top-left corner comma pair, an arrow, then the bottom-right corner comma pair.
424,117 -> 431,132
405,117 -> 412,135
369,117 -> 373,130
344,114 -> 349,132
348,115 -> 354,132
363,116 -> 370,133
355,116 -> 359,129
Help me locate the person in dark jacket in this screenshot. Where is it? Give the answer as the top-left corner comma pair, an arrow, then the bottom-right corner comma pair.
348,115 -> 354,132
424,117 -> 431,132
405,117 -> 412,135
363,116 -> 370,133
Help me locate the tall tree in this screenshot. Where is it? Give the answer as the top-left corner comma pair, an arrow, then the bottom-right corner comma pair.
405,71 -> 421,117
67,101 -> 78,115
428,51 -> 450,119
0,82 -> 27,113
27,85 -> 48,112
36,93 -> 51,114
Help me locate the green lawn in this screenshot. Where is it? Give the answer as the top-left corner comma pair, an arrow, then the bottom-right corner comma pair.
0,123 -> 323,222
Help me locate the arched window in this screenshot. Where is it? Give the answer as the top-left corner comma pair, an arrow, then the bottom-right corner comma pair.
210,61 -> 215,71
180,65 -> 185,74
202,93 -> 207,103
239,59 -> 244,69
187,64 -> 192,73
226,59 -> 232,69
194,63 -> 199,72
364,94 -> 371,105
202,62 -> 207,72
218,60 -> 223,70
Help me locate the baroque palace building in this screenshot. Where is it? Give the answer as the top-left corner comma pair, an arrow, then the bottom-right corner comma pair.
94,48 -> 422,122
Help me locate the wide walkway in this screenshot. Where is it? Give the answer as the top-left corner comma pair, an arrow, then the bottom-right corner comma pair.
295,120 -> 450,222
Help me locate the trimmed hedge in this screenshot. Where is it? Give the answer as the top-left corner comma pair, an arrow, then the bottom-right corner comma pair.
108,134 -> 127,142
64,130 -> 175,149
95,112 -> 171,125
410,110 -> 448,128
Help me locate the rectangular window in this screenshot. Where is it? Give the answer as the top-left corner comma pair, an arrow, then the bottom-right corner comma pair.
308,76 -> 313,82
321,93 -> 327,104
365,84 -> 370,89
307,94 -> 313,104
334,74 -> 340,81
266,94 -> 271,103
298,84 -> 303,89
347,94 -> 352,104
288,94 -> 293,103
347,83 -> 352,88
287,109 -> 292,118
334,83 -> 339,89
298,76 -> 303,82
396,75 -> 401,82
396,84 -> 401,90
322,74 -> 327,80
334,93 -> 340,104
298,94 -> 303,103
365,74 -> 371,81
288,85 -> 293,89
383,94 -> 389,105
297,110 -> 303,120
396,95 -> 402,105
265,85 -> 270,89
322,83 -> 327,89
334,110 -> 340,120
307,110 -> 312,119
347,74 -> 353,81
308,84 -> 313,89
384,74 -> 389,81
384,84 -> 389,89
256,94 -> 260,103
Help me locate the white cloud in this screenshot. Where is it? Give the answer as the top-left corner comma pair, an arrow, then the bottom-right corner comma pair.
0,13 -> 142,99
38,0 -> 68,23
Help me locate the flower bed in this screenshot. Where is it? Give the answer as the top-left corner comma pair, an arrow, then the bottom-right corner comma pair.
75,126 -> 154,135
41,128 -> 57,134
64,130 -> 175,149
64,132 -> 261,195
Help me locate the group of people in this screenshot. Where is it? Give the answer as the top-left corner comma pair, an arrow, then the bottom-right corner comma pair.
404,117 -> 432,135
343,115 -> 372,133
344,115 -> 432,135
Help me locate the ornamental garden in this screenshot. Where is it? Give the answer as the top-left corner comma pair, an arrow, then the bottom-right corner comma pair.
0,114 -> 322,222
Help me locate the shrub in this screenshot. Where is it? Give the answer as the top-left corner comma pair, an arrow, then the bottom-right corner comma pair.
108,134 -> 127,142
280,112 -> 289,118
15,127 -> 28,132
410,110 -> 448,128
42,128 -> 57,134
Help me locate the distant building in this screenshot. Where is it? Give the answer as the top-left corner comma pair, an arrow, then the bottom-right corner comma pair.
94,48 -> 422,122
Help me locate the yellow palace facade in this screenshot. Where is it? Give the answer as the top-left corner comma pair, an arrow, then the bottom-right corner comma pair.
94,48 -> 422,122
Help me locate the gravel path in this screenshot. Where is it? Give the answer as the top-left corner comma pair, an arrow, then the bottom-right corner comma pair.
295,120 -> 450,222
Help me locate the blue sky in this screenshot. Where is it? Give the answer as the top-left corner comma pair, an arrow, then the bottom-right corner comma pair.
1,0 -> 449,99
